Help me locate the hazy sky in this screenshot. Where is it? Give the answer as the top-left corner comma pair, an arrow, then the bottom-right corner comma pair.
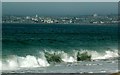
2,0 -> 120,2
2,2 -> 118,16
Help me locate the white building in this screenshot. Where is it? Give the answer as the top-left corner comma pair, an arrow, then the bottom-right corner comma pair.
93,13 -> 98,17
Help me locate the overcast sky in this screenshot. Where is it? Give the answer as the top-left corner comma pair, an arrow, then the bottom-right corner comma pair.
1,0 -> 120,2
2,2 -> 118,16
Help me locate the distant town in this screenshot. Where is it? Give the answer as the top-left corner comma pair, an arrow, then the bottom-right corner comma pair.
2,14 -> 119,25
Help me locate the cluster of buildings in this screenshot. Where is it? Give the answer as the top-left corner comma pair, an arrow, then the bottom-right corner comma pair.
2,14 -> 119,24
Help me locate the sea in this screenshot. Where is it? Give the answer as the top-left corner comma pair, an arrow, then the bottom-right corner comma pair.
1,23 -> 119,73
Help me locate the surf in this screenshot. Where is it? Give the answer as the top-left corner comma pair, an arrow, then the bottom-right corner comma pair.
1,49 -> 119,71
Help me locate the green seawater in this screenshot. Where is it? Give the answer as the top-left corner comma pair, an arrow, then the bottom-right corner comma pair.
2,23 -> 118,57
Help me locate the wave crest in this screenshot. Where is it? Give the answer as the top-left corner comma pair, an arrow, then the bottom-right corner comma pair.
1,49 -> 119,70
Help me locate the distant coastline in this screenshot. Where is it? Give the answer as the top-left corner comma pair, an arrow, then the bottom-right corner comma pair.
2,22 -> 118,26
2,14 -> 118,25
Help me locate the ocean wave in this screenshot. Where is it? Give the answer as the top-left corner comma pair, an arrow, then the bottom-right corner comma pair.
90,50 -> 119,60
1,49 -> 119,70
1,55 -> 49,70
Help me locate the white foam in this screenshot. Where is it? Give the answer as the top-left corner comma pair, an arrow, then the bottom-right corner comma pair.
62,56 -> 76,63
37,58 -> 50,67
2,55 -> 19,70
61,52 -> 76,63
2,55 -> 50,70
18,55 -> 39,68
1,49 -> 119,71
90,50 -> 119,60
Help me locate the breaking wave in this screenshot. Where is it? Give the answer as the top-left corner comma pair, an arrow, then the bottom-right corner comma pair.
1,49 -> 119,70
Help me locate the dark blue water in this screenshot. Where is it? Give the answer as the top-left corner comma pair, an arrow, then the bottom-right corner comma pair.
2,23 -> 118,57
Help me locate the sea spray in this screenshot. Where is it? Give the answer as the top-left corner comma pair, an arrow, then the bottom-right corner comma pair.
1,49 -> 119,71
2,55 -> 50,70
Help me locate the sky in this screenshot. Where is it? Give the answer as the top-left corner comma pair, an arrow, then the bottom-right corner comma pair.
1,0 -> 120,2
2,2 -> 118,16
